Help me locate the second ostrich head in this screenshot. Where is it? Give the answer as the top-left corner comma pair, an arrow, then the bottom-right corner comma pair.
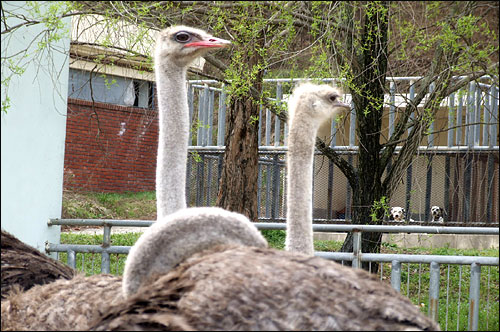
287,82 -> 350,130
286,82 -> 350,255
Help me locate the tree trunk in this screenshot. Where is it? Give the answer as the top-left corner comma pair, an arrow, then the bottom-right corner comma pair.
216,55 -> 262,222
340,1 -> 389,272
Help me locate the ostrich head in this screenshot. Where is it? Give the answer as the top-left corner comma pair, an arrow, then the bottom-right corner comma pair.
288,82 -> 350,128
155,25 -> 231,68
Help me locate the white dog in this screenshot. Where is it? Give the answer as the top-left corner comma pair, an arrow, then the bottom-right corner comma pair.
389,207 -> 416,223
389,207 -> 406,223
430,206 -> 445,223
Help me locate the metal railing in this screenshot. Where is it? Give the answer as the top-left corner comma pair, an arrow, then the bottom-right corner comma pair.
47,219 -> 498,330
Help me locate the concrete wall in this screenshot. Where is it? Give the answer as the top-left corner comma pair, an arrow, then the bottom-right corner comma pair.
1,1 -> 71,253
313,232 -> 499,250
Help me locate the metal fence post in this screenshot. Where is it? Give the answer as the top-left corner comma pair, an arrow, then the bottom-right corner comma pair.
468,262 -> 481,331
101,225 -> 111,274
391,260 -> 401,292
429,261 -> 440,322
67,250 -> 76,269
352,230 -> 362,269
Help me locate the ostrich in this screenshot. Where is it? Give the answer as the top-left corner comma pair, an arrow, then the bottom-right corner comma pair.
88,83 -> 440,331
285,82 -> 350,255
154,25 -> 230,220
1,208 -> 267,331
0,26 -> 238,331
1,229 -> 76,299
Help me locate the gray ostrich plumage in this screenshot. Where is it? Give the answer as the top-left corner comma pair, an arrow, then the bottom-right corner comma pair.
1,229 -> 76,300
285,82 -> 350,256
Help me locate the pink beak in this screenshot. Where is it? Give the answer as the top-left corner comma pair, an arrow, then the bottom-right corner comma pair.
185,37 -> 231,48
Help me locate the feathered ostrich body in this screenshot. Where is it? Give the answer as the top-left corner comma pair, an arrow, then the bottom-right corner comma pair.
90,208 -> 439,331
1,229 -> 76,299
285,82 -> 350,255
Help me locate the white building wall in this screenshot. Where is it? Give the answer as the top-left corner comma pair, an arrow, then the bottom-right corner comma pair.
1,1 -> 71,253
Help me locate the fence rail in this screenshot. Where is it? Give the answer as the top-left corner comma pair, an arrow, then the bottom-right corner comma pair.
47,219 -> 498,331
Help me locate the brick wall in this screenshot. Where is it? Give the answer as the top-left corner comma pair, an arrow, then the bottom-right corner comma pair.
64,98 -> 158,192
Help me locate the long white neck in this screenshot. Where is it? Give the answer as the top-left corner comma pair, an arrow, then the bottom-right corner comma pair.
155,59 -> 189,220
285,120 -> 318,256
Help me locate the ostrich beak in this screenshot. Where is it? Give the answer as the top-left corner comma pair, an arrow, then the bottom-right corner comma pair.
335,100 -> 350,111
185,37 -> 231,49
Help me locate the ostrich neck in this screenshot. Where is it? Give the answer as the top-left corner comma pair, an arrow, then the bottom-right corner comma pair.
285,121 -> 318,256
155,61 -> 189,220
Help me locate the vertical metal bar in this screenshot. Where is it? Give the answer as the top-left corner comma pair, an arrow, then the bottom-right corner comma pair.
425,155 -> 433,222
186,154 -> 192,206
271,154 -> 281,219
482,89 -> 490,146
448,92 -> 455,146
486,266 -> 491,330
456,90 -> 464,145
428,82 -> 435,147
257,105 -> 262,147
463,153 -> 472,223
274,83 -> 282,146
349,101 -> 356,147
486,153 -> 494,223
265,108 -> 272,146
101,225 -> 111,274
457,265 -> 463,331
217,154 -> 223,189
406,81 -> 415,218
206,157 -> 212,205
217,86 -> 227,146
428,261 -> 440,322
207,90 -> 214,145
466,82 -> 475,148
257,162 -> 262,217
196,154 -> 205,206
444,94 -> 453,222
197,89 -> 204,146
445,264 -> 450,331
474,87 -> 481,147
327,159 -> 334,220
351,231 -> 362,269
345,155 -> 353,220
380,262 -> 384,281
489,86 -> 498,147
391,260 -> 401,292
468,262 -> 481,331
265,159 -> 272,218
417,263 -> 422,305
67,250 -> 76,269
407,263 -> 410,296
389,81 -> 395,138
202,85 -> 210,146
188,84 -> 194,145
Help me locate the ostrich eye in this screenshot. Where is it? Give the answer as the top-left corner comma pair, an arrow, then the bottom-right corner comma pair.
329,95 -> 337,102
174,31 -> 191,43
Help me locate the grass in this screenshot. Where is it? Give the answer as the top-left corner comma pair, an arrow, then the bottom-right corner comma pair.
60,191 -> 499,331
